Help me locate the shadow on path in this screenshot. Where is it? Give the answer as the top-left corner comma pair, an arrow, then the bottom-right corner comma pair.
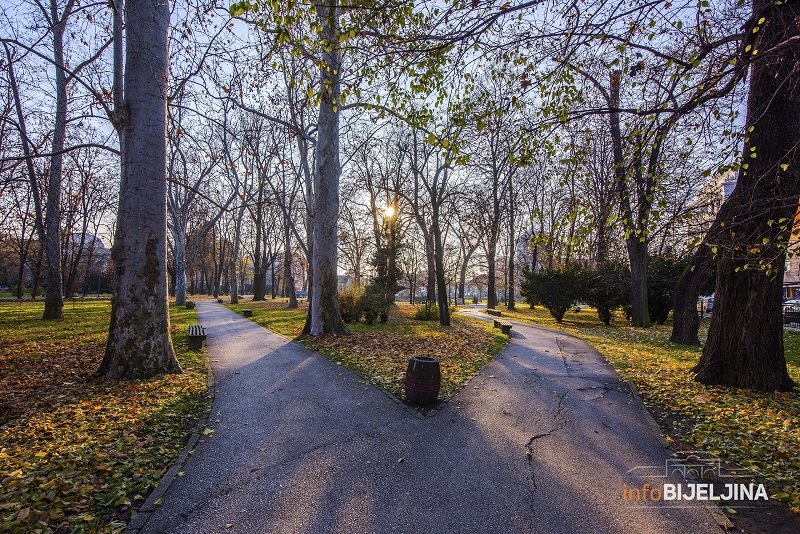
137,302 -> 723,534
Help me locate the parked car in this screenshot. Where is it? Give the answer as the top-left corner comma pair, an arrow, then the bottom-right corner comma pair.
783,300 -> 800,325
295,290 -> 308,299
697,295 -> 714,316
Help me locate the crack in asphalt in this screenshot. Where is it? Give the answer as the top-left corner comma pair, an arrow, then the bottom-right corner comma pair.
555,337 -> 574,377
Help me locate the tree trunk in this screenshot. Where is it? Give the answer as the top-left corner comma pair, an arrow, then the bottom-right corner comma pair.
252,188 -> 265,301
42,2 -> 70,320
425,238 -> 436,305
432,212 -> 450,326
458,260 -> 467,302
693,0 -> 798,391
627,238 -> 651,327
610,70 -> 651,327
487,237 -> 497,309
229,206 -> 245,304
100,0 -> 180,379
508,236 -> 516,310
284,220 -> 297,308
307,0 -> 347,336
173,229 -> 187,306
508,187 -> 516,310
670,245 -> 713,346
458,247 -> 474,303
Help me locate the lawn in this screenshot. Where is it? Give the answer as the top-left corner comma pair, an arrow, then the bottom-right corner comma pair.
496,304 -> 800,514
225,300 -> 508,400
0,301 -> 208,533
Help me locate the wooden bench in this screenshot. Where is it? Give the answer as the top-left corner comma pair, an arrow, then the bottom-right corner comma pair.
495,319 -> 512,335
242,309 -> 253,317
188,324 -> 207,350
487,309 -> 502,317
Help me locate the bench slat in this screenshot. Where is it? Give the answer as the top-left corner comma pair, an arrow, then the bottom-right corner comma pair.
188,325 -> 206,337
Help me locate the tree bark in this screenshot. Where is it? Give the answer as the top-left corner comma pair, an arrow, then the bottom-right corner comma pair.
307,0 -> 347,336
670,245 -> 713,345
693,0 -> 798,391
100,0 -> 180,379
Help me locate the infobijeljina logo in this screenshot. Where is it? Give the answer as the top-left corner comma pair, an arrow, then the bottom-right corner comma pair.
623,451 -> 768,507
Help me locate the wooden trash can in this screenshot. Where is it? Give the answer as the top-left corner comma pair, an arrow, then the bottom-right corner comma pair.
405,356 -> 441,404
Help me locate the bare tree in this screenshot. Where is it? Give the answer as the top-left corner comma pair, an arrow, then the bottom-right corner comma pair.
99,0 -> 181,378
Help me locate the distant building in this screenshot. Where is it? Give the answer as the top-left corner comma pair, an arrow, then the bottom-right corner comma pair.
689,170 -> 737,239
783,211 -> 800,300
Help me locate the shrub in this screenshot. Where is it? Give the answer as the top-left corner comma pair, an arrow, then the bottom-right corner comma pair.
358,282 -> 390,325
648,254 -> 689,325
582,262 -> 630,325
414,303 -> 445,321
338,284 -> 363,323
520,264 -> 584,323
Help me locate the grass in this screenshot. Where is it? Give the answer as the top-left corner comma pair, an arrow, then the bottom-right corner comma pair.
225,299 -> 508,400
494,304 -> 800,513
0,301 -> 208,533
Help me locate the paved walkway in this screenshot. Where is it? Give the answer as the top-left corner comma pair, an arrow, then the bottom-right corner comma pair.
136,302 -> 723,533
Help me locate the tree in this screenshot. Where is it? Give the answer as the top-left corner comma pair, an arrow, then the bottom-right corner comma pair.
167,103 -> 229,306
99,0 -> 181,379
691,0 -> 798,391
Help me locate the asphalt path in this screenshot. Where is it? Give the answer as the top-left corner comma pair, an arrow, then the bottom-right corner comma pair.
136,301 -> 723,534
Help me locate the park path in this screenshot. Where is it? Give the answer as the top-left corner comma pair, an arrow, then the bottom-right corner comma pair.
134,301 -> 724,534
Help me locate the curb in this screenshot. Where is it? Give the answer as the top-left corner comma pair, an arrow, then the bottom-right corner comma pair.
126,340 -> 217,533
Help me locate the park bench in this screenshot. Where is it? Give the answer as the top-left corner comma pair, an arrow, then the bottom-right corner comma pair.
242,309 -> 253,317
487,309 -> 502,317
494,319 -> 512,335
188,324 -> 207,350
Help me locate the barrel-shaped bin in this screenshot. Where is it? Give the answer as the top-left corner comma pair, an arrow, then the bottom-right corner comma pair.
405,356 -> 441,404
